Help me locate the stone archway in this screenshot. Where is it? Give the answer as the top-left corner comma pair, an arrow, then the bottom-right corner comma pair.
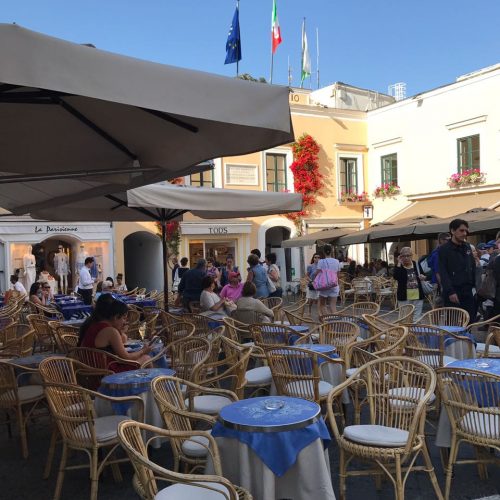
124,231 -> 162,291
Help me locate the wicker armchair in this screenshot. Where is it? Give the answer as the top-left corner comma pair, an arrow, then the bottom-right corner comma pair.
250,323 -> 307,348
351,278 -> 373,302
300,321 -> 359,359
33,303 -> 65,320
0,329 -> 35,358
283,309 -> 320,331
417,307 -> 470,327
0,361 -> 46,458
372,278 -> 397,308
376,304 -> 415,324
159,310 -> 184,329
126,307 -> 142,340
44,382 -> 144,500
157,322 -> 196,345
338,279 -> 355,305
475,325 -> 500,358
437,366 -> 500,500
0,322 -> 31,344
182,313 -> 216,337
166,337 -> 212,381
27,313 -> 58,352
151,375 -> 219,472
117,420 -> 251,500
264,345 -> 345,406
335,301 -> 380,317
327,356 -> 443,500
260,297 -> 283,322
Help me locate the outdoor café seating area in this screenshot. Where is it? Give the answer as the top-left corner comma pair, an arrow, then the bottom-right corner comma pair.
1,287 -> 500,500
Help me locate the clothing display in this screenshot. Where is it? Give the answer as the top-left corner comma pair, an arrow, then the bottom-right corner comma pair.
23,246 -> 36,291
75,245 -> 88,277
54,250 -> 70,294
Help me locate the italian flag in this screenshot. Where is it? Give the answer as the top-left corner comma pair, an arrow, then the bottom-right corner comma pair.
271,0 -> 282,54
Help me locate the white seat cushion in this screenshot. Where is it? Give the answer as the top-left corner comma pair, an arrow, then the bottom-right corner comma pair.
17,385 -> 44,402
156,482 -> 232,499
346,368 -> 359,378
242,341 -> 254,347
180,432 -> 211,458
388,387 -> 436,408
460,409 -> 499,438
476,343 -> 500,353
75,415 -> 129,443
185,395 -> 233,415
245,366 -> 272,385
286,380 -> 333,398
344,424 -> 409,447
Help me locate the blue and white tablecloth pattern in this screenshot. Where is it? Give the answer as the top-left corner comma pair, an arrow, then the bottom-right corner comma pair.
212,396 -> 331,476
291,343 -> 338,365
56,303 -> 93,320
118,297 -> 157,308
438,325 -> 476,347
13,353 -> 56,367
125,341 -> 168,369
98,367 -> 175,414
448,358 -> 500,407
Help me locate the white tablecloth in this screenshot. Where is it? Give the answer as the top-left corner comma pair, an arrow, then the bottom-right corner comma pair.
207,436 -> 335,500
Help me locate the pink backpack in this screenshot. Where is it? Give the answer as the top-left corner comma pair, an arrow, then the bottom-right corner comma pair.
313,260 -> 338,291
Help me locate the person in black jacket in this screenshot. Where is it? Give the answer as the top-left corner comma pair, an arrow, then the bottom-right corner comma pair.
437,218 -> 476,320
393,247 -> 427,319
178,258 -> 207,311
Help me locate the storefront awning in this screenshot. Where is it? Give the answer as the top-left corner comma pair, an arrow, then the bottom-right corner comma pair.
281,227 -> 353,248
388,191 -> 500,221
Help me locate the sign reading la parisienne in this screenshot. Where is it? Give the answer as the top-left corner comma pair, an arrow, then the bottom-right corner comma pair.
34,225 -> 78,234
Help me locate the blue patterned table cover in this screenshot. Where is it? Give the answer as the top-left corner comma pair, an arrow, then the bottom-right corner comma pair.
414,325 -> 476,348
13,352 -> 56,367
56,303 -> 93,320
56,299 -> 84,306
125,341 -> 168,369
212,396 -> 331,476
98,367 -> 175,414
292,343 -> 339,365
288,325 -> 309,334
119,297 -> 156,308
448,358 -> 500,407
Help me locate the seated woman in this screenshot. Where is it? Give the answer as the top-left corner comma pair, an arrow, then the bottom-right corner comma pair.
78,296 -> 151,365
115,273 -> 128,293
199,275 -> 229,319
29,281 -> 53,306
234,282 -> 274,324
220,271 -> 243,303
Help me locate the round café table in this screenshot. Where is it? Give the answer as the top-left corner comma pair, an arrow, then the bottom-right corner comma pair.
208,396 -> 334,500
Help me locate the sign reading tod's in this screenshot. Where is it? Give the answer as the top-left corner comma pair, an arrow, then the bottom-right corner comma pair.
34,225 -> 78,234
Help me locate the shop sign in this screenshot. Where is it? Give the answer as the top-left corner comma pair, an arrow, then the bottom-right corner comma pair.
181,222 -> 252,235
34,225 -> 78,234
208,226 -> 228,235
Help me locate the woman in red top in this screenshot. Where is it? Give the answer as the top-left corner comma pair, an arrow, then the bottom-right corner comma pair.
78,296 -> 151,365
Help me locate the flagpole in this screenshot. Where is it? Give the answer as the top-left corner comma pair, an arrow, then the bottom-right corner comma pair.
236,0 -> 240,76
316,27 -> 320,89
300,18 -> 305,89
270,53 -> 274,84
288,55 -> 292,86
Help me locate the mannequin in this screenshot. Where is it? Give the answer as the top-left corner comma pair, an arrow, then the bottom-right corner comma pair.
23,245 -> 36,291
75,244 -> 88,282
54,244 -> 70,294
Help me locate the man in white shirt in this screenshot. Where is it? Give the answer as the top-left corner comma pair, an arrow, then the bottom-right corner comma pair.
77,257 -> 95,305
10,274 -> 27,301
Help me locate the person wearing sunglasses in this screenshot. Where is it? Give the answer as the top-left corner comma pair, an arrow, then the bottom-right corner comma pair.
393,247 -> 427,319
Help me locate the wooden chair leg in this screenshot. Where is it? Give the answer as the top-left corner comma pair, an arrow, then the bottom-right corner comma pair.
421,442 -> 444,500
445,437 -> 459,500
339,447 -> 347,500
394,455 -> 404,500
90,448 -> 99,500
17,406 -> 28,459
44,426 -> 58,479
54,442 -> 68,500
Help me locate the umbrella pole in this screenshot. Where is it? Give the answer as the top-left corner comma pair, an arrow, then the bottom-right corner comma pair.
161,220 -> 169,312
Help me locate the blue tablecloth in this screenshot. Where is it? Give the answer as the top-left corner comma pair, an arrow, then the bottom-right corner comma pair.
98,367 -> 175,414
293,343 -> 338,365
56,303 -> 93,320
125,341 -> 168,369
415,325 -> 476,348
56,299 -> 84,306
212,396 -> 331,476
119,297 -> 156,308
13,352 -> 56,367
448,358 -> 500,407
288,325 -> 309,334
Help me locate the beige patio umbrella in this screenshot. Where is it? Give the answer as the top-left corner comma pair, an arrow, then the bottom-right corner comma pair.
20,183 -> 303,308
281,227 -> 353,248
0,24 -> 293,210
336,221 -> 399,245
367,215 -> 441,241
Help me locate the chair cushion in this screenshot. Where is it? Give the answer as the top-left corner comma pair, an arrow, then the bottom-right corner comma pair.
476,343 -> 500,353
286,380 -> 333,398
17,385 -> 44,402
242,341 -> 254,347
388,387 -> 436,408
185,395 -> 233,415
155,481 -> 232,500
343,424 -> 409,447
460,409 -> 499,438
75,415 -> 129,443
180,432 -> 211,458
346,368 -> 359,378
245,366 -> 272,385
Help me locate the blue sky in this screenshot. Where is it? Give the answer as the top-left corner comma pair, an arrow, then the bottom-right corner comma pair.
3,1 -> 499,96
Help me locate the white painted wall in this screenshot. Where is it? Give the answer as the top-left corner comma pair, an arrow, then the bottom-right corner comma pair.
367,66 -> 500,222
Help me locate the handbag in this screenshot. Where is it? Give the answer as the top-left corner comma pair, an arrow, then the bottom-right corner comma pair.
313,261 -> 338,291
477,269 -> 496,299
267,276 -> 277,293
420,280 -> 434,295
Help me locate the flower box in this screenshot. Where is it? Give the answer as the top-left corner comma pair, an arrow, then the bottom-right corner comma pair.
340,191 -> 370,203
447,169 -> 486,189
373,184 -> 400,198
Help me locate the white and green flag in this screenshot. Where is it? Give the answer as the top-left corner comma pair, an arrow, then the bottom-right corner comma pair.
301,19 -> 311,85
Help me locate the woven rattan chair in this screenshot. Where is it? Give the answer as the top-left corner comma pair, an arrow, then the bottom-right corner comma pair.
166,337 -> 212,381
48,321 -> 79,353
159,310 -> 184,328
182,313 -> 216,337
363,314 -> 396,338
282,298 -> 307,317
151,375 -> 218,472
351,279 -> 373,302
417,307 -> 470,327
44,382 -> 144,500
260,297 -> 283,322
405,325 -> 474,369
437,366 -> 500,499
192,336 -> 252,399
222,317 -> 254,344
335,301 -> 380,318
33,303 -> 65,320
372,278 -> 398,308
376,304 -> 415,324
250,323 -> 307,348
300,321 -> 359,359
117,420 -> 251,500
264,345 -> 345,405
0,329 -> 35,358
0,322 -> 31,344
327,356 -> 443,500
0,360 -> 46,458
28,313 -> 59,352
475,325 -> 500,358
126,307 -> 142,340
157,322 -> 196,346
338,279 -> 355,305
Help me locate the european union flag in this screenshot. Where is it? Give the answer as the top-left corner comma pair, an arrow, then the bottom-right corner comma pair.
225,5 -> 241,65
